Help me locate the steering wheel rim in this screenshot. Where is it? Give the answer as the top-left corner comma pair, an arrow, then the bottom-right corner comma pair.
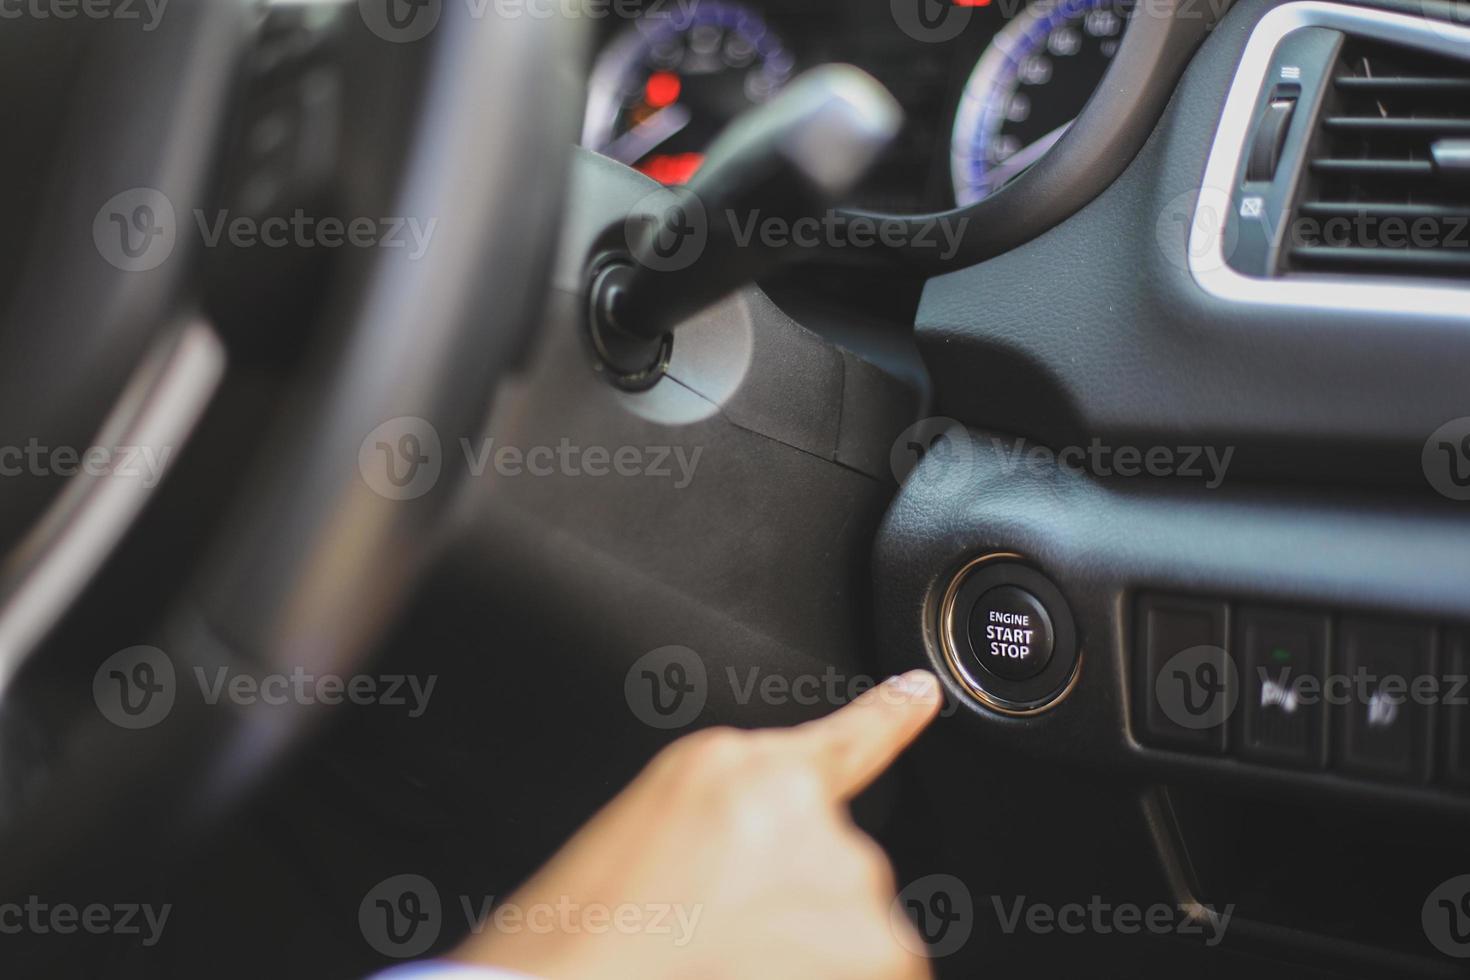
0,0 -> 585,903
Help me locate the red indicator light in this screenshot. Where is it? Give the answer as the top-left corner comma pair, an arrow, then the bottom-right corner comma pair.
954,0 -> 992,6
637,153 -> 705,185
644,71 -> 682,109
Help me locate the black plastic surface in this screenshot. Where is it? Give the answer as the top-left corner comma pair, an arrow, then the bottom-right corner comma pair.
873,426 -> 1470,971
915,0 -> 1470,488
876,430 -> 1470,813
832,0 -> 1229,271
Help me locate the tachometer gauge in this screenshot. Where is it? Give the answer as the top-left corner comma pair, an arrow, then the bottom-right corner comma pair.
951,0 -> 1131,206
583,1 -> 795,184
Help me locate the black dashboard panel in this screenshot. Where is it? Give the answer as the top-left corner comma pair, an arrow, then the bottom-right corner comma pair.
915,0 -> 1470,487
874,2 -> 1470,973
873,431 -> 1470,975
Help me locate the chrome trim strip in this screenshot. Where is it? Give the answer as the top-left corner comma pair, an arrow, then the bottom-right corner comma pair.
0,322 -> 226,692
1189,1 -> 1470,319
937,552 -> 1083,717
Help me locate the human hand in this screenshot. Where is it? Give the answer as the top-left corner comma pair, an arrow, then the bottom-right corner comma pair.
452,669 -> 943,980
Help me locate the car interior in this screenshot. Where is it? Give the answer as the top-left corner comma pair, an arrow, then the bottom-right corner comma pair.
4,0 -> 1470,975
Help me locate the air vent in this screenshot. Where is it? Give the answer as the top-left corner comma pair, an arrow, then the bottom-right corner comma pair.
1285,38 -> 1470,280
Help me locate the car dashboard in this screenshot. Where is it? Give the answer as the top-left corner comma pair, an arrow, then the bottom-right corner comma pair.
581,0 -> 1133,213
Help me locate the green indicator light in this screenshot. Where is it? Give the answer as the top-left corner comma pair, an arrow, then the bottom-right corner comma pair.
1270,647 -> 1294,663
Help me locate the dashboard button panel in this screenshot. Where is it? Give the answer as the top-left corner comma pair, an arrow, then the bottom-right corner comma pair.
1238,607 -> 1331,769
1136,595 -> 1232,753
1444,633 -> 1470,787
1336,619 -> 1436,784
1136,595 -> 1460,789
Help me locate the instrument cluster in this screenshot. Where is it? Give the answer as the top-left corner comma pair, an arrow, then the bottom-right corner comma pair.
582,0 -> 1132,213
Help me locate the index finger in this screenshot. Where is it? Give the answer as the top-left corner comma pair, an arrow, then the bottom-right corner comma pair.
788,669 -> 942,801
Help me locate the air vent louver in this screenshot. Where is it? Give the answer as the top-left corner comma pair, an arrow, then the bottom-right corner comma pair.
1286,38 -> 1470,279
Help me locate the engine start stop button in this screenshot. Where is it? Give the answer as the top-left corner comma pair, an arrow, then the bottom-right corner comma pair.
966,585 -> 1055,681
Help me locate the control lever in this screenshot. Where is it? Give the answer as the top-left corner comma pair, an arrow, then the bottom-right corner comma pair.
589,64 -> 902,384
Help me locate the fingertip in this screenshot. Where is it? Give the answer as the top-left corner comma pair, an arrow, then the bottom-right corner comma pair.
889,669 -> 939,703
872,670 -> 941,717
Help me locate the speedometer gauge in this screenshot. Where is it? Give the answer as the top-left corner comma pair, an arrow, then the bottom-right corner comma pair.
951,0 -> 1131,206
583,1 -> 794,185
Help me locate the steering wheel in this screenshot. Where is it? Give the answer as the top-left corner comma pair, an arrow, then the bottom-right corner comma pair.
0,0 -> 582,912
